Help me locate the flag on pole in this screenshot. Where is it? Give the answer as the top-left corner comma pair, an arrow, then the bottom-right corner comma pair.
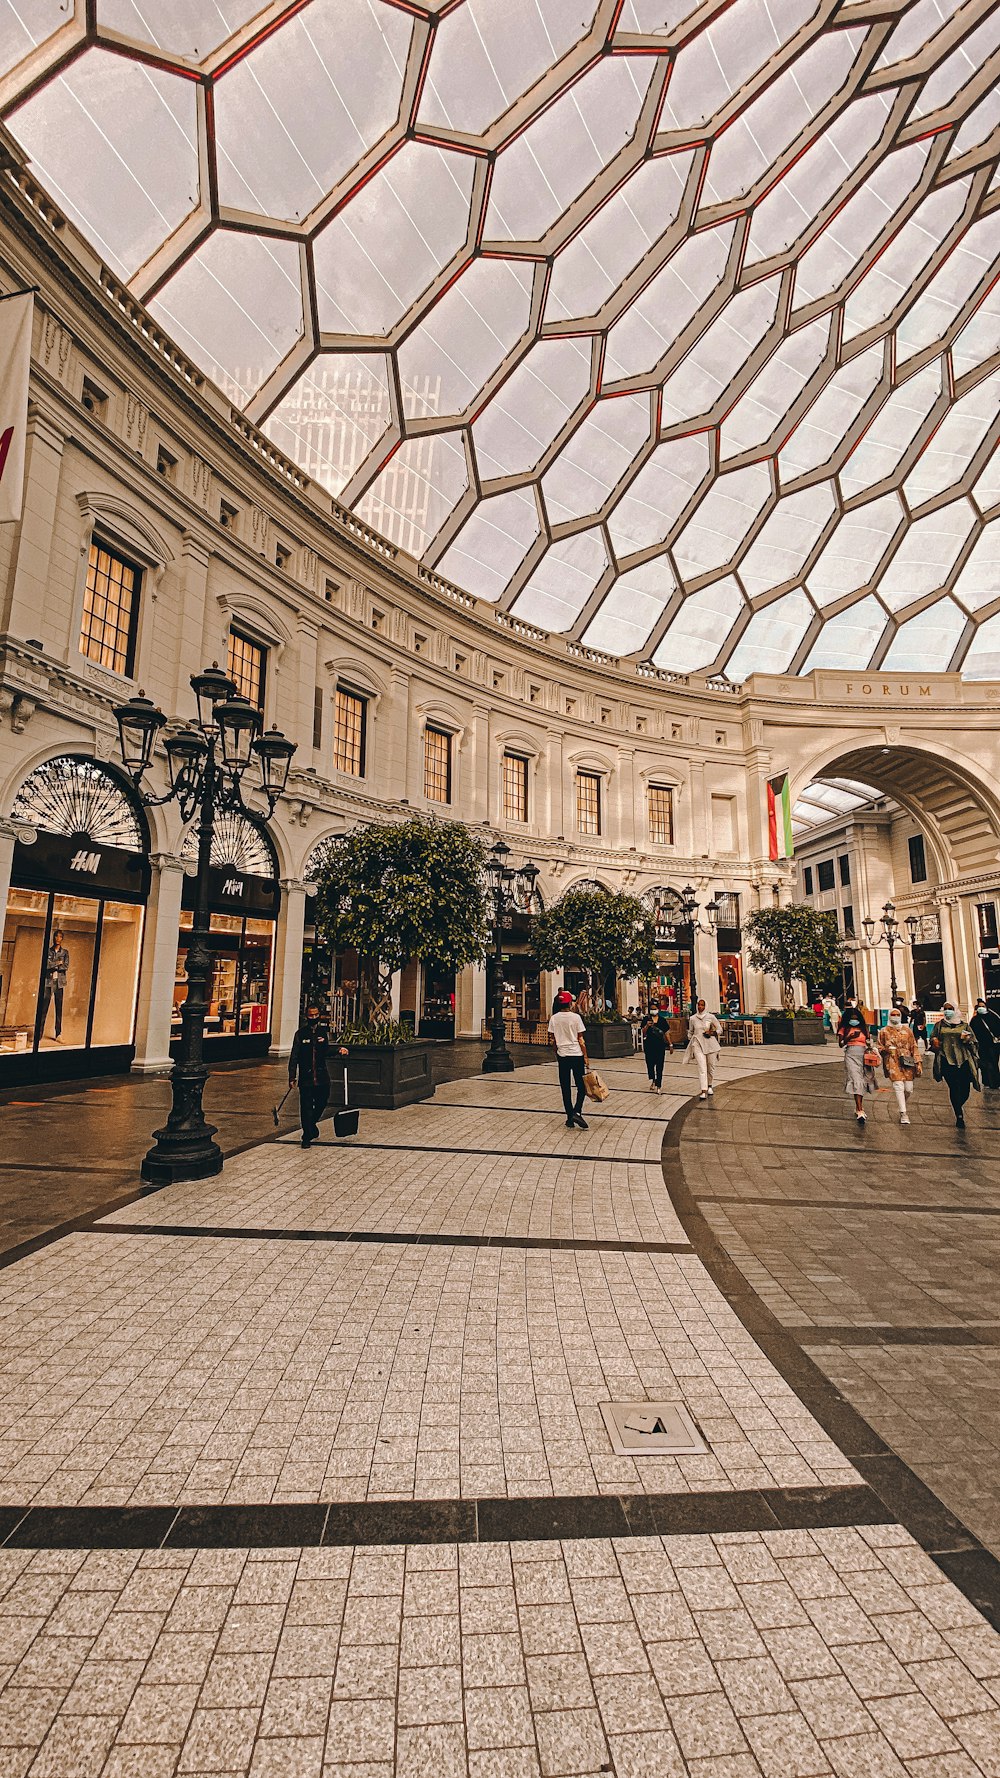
767,773 -> 794,861
0,291 -> 33,524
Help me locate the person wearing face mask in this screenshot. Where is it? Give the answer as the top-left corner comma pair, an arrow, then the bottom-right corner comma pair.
288,1004 -> 332,1148
685,998 -> 722,1102
838,996 -> 875,1125
970,997 -> 1000,1090
930,1004 -> 980,1129
877,1006 -> 921,1125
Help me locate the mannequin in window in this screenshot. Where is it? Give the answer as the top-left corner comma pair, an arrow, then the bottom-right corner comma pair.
42,929 -> 70,1040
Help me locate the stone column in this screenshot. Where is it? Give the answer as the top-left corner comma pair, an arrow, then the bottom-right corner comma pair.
270,879 -> 307,1056
455,963 -> 483,1038
132,853 -> 186,1073
296,616 -> 320,768
6,408 -> 65,644
175,535 -> 210,717
0,822 -> 17,938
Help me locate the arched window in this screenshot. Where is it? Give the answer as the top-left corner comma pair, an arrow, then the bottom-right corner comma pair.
567,878 -> 610,897
303,833 -> 341,889
11,754 -> 147,852
181,810 -> 276,879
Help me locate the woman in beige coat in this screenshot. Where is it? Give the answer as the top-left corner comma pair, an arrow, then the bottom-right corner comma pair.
877,1009 -> 922,1125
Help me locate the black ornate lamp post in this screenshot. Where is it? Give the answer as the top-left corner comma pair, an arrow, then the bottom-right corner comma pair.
861,900 -> 918,1009
114,667 -> 295,1187
677,884 -> 722,1010
482,839 -> 539,1074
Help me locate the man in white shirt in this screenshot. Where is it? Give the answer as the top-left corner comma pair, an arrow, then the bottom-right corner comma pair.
547,990 -> 590,1129
686,998 -> 722,1101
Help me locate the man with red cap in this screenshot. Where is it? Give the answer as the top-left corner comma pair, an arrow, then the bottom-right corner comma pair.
547,989 -> 590,1129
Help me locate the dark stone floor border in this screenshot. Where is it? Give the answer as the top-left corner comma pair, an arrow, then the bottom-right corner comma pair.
789,1324 -> 1000,1348
91,1222 -> 694,1257
300,1140 -> 649,1164
0,1482 -> 890,1552
660,1098 -> 1000,1633
701,1192 -> 1000,1215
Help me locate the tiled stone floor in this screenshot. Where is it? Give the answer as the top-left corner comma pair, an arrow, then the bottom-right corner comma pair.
0,1044 -> 996,1774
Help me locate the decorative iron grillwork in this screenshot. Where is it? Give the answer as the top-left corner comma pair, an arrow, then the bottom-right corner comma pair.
182,809 -> 275,877
11,755 -> 145,850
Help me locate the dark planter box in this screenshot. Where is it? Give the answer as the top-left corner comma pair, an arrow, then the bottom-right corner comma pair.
341,1041 -> 435,1109
583,1022 -> 635,1059
761,1015 -> 826,1046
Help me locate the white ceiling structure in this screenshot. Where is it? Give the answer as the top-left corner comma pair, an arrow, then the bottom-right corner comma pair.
791,773 -> 886,838
3,1 -> 1000,676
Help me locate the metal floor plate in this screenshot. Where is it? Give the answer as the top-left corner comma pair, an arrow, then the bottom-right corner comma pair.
600,1400 -> 709,1457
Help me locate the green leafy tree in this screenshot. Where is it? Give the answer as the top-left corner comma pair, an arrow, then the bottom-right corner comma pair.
313,816 -> 489,1021
530,887 -> 657,1016
743,904 -> 844,1013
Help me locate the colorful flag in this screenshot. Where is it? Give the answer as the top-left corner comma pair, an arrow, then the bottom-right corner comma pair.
0,291 -> 32,524
767,773 -> 794,861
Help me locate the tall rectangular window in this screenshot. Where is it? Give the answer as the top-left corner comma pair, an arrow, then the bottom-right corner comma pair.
803,866 -> 814,895
908,833 -> 927,883
502,753 -> 528,823
312,686 -> 323,752
333,687 -> 366,777
80,540 -> 140,675
843,904 -> 855,937
576,771 -> 601,836
424,726 -> 451,804
839,853 -> 851,885
227,628 -> 267,712
648,784 -> 673,845
817,858 -> 835,892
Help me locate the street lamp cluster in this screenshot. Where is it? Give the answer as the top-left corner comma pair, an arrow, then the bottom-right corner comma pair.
861,899 -> 919,1007
114,665 -> 296,1186
653,884 -> 722,1009
482,838 -> 539,1074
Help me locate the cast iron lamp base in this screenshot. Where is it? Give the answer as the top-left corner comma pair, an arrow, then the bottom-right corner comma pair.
482,1047 -> 515,1073
139,1062 -> 224,1188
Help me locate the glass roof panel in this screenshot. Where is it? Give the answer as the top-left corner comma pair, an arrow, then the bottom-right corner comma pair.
472,338 -> 592,482
5,0 -> 1000,678
806,491 -> 904,605
435,487 -> 540,602
672,462 -> 772,580
582,557 -> 676,653
418,0 -> 599,136
213,0 -> 412,223
602,222 -> 735,384
653,576 -> 745,673
608,433 -> 712,555
541,394 -> 651,525
510,527 -> 609,629
800,593 -> 888,671
723,588 -> 813,679
262,353 -> 393,498
961,609 -> 1000,677
876,497 -> 977,609
544,151 -> 694,324
8,49 -> 198,279
882,598 -> 966,669
149,232 -> 303,404
313,143 -> 476,337
738,482 -> 837,599
485,57 -> 655,244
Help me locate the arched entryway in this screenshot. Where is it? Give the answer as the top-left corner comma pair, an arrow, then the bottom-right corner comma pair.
172,810 -> 280,1059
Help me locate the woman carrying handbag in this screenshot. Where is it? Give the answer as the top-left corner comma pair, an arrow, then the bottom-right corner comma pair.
877,1007 -> 922,1125
839,997 -> 876,1127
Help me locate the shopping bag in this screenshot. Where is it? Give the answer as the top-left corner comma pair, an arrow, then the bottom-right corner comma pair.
584,1069 -> 610,1101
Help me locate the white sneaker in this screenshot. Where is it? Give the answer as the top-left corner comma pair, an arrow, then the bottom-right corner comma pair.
856,1112 -> 866,1125
699,1091 -> 707,1101
707,1087 -> 714,1096
900,1115 -> 910,1126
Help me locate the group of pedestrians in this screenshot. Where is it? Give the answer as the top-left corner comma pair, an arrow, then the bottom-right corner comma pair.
837,992 -> 1000,1129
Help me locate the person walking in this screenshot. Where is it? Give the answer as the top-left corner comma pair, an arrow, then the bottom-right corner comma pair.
821,992 -> 841,1037
839,996 -> 875,1126
877,1005 -> 921,1125
909,1000 -> 928,1053
548,989 -> 589,1129
288,1004 -> 332,1147
931,1003 -> 980,1129
971,997 -> 1000,1090
686,999 -> 722,1101
642,1011 -> 671,1094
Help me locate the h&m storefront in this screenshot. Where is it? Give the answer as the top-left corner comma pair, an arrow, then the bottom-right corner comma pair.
172,810 -> 280,1060
1,755 -> 149,1083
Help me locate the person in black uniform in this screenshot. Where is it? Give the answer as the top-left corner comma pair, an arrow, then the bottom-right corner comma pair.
288,1005 -> 331,1147
971,997 -> 1000,1090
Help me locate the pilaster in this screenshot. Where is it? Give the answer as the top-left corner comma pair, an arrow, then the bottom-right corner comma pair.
270,878 -> 307,1056
131,853 -> 185,1073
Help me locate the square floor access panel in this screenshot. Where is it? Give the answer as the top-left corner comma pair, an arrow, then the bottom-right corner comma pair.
600,1401 -> 708,1457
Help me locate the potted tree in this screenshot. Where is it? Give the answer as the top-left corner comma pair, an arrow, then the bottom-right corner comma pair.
743,905 -> 844,1045
312,816 -> 488,1107
531,886 -> 657,1058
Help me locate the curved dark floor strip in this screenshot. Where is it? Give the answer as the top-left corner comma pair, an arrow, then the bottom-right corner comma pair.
659,1095 -> 1000,1634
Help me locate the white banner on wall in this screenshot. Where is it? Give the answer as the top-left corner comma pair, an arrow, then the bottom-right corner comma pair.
0,291 -> 33,524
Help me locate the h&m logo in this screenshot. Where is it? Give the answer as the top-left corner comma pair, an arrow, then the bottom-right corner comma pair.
69,849 -> 100,874
222,876 -> 243,896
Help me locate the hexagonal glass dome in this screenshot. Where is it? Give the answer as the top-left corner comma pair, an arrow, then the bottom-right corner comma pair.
4,0 -> 998,676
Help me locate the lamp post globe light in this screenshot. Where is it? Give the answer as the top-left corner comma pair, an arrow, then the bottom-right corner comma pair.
113,668 -> 295,1187
483,838 -> 539,1074
861,900 -> 919,1008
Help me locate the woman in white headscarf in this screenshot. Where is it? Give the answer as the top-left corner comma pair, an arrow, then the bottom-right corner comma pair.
930,1004 -> 980,1129
685,998 -> 722,1101
877,1006 -> 921,1125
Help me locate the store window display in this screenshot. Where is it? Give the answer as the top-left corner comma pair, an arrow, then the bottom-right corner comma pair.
172,810 -> 279,1059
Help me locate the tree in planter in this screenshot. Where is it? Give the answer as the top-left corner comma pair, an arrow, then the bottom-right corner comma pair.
312,816 -> 489,1039
743,904 -> 844,1014
530,887 -> 657,1018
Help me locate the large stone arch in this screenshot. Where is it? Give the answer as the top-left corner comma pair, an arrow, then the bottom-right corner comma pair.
788,737 -> 1000,883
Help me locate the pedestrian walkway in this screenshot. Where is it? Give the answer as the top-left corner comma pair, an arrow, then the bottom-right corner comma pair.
0,1045 -> 995,1775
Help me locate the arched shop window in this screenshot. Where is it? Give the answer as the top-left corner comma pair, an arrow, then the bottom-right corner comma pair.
173,810 -> 280,1058
2,755 -> 150,1079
